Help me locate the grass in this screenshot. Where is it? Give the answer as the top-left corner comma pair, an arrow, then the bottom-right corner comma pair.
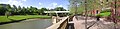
96,12 -> 111,17
0,15 -> 51,22
0,16 -> 11,22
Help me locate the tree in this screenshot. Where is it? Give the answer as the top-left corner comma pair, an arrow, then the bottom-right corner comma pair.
54,7 -> 66,11
0,4 -> 7,15
38,8 -> 48,15
49,9 -> 55,11
29,6 -> 38,15
5,11 -> 11,18
13,5 -> 17,12
12,5 -> 19,15
53,7 -> 67,16
26,7 -> 32,15
6,4 -> 12,11
69,0 -> 107,15
6,4 -> 13,15
22,7 -> 27,15
17,6 -> 22,12
69,0 -> 85,15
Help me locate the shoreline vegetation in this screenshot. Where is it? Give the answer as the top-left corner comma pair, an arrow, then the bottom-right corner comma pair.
0,4 -> 67,25
0,15 -> 51,25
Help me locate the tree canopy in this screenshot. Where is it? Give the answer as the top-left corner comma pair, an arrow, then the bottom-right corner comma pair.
0,4 -> 67,15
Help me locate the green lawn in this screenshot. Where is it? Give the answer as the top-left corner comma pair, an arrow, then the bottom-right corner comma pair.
0,15 -> 51,22
96,12 -> 111,17
0,16 -> 11,22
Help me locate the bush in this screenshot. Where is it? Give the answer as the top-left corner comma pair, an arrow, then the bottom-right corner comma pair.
96,12 -> 111,17
100,9 -> 111,13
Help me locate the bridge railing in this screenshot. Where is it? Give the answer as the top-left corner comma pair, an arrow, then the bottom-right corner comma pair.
58,15 -> 74,29
46,15 -> 74,29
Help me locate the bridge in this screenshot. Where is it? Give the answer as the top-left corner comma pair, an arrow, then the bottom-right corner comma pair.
46,15 -> 73,29
46,15 -> 120,29
44,11 -> 120,29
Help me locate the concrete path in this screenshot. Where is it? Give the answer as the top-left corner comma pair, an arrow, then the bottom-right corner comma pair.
72,16 -> 120,29
73,16 -> 97,29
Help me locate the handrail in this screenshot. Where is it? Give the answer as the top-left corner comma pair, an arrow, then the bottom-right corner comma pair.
57,17 -> 68,29
46,16 -> 69,29
57,15 -> 74,29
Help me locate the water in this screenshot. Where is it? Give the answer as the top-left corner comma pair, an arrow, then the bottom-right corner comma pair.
0,19 -> 52,29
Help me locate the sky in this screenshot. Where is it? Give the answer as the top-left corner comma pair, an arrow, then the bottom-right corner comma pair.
0,0 -> 70,10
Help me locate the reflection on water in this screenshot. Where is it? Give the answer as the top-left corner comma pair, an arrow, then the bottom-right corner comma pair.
0,19 -> 52,29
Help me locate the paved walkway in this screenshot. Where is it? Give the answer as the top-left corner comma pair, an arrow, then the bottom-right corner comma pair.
73,16 -> 120,29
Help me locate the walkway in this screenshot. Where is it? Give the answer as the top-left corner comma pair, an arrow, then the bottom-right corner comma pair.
72,16 -> 120,29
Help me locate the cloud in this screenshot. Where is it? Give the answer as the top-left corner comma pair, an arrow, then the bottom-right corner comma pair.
51,2 -> 57,6
46,2 -> 58,9
46,2 -> 57,9
22,0 -> 26,1
0,2 -> 5,4
38,2 -> 44,9
46,2 -> 65,9
8,0 -> 23,6
58,5 -> 63,7
0,0 -> 25,7
39,2 -> 42,5
30,5 -> 43,9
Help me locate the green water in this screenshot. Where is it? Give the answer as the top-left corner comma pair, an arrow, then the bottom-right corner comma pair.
0,19 -> 52,29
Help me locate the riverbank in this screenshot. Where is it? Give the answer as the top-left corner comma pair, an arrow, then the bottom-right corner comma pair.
0,15 -> 51,22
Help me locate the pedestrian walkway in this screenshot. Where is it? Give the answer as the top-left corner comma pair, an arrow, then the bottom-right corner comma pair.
72,16 -> 120,29
73,16 -> 97,29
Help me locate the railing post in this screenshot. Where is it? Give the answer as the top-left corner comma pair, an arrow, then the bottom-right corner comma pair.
66,18 -> 69,29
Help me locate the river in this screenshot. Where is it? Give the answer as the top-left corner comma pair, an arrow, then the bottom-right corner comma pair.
0,19 -> 52,29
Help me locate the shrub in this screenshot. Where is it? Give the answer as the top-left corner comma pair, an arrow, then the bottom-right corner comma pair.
100,9 -> 111,13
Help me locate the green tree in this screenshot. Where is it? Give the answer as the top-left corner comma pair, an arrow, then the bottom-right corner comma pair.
19,7 -> 27,15
23,7 -> 27,15
6,4 -> 12,11
69,0 -> 84,15
0,4 -> 7,15
54,7 -> 66,11
29,6 -> 38,15
12,5 -> 19,15
6,4 -> 12,15
13,5 -> 17,12
5,11 -> 11,18
38,8 -> 48,15
17,6 -> 22,12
